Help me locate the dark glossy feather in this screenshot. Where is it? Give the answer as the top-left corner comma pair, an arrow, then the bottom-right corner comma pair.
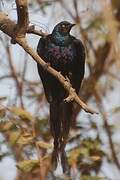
37,21 -> 85,173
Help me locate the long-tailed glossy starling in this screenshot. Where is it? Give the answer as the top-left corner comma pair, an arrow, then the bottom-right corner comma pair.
37,21 -> 85,173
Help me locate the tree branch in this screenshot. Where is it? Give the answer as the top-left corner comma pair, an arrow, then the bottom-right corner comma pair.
0,11 -> 98,114
27,25 -> 47,37
15,0 -> 29,37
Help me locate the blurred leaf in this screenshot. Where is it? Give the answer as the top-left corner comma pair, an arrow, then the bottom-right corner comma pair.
86,17 -> 104,30
17,135 -> 34,145
1,121 -> 14,131
111,106 -> 120,113
17,160 -> 39,172
35,118 -> 50,140
36,141 -> 53,149
0,96 -> 7,101
39,1 -> 52,15
0,152 -> 10,160
90,155 -> 101,161
9,131 -> 21,145
81,176 -> 106,180
11,107 -> 33,121
82,139 -> 100,151
91,122 -> 97,129
0,107 -> 6,118
68,148 -> 89,166
68,148 -> 80,166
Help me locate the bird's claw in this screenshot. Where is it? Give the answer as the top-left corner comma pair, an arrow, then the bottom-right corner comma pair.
65,75 -> 70,82
64,95 -> 75,103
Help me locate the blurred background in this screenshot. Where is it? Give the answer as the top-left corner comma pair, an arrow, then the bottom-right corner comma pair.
0,0 -> 120,179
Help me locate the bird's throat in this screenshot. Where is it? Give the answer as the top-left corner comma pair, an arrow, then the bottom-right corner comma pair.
52,31 -> 71,46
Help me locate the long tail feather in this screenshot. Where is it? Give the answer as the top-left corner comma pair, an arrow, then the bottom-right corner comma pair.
50,101 -> 73,174
50,101 -> 61,170
60,102 -> 73,174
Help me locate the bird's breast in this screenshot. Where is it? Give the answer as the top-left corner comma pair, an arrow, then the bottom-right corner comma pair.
46,44 -> 75,70
46,44 -> 75,75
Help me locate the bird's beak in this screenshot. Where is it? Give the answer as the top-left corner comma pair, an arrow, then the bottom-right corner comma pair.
71,23 -> 76,28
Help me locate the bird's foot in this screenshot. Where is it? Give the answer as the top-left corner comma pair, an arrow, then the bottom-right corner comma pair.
64,90 -> 76,103
65,75 -> 71,84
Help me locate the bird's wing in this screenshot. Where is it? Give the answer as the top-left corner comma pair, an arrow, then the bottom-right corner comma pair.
37,36 -> 53,102
37,36 -> 47,59
71,38 -> 85,94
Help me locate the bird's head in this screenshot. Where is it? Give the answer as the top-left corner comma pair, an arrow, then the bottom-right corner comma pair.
52,21 -> 75,36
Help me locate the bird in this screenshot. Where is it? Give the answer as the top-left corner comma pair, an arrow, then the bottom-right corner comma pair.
37,21 -> 85,174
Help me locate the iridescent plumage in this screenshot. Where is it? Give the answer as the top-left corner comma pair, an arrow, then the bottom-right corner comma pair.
37,21 -> 85,173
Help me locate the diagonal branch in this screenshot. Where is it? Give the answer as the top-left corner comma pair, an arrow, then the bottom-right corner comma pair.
0,12 -> 98,114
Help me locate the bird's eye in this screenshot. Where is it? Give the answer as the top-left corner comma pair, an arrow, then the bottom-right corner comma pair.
61,24 -> 66,28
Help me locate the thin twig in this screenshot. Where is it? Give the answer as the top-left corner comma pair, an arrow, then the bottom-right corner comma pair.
6,40 -> 24,108
27,25 -> 48,37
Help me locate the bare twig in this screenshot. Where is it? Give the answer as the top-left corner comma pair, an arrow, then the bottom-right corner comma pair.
0,74 -> 13,80
27,25 -> 48,37
6,41 -> 24,108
